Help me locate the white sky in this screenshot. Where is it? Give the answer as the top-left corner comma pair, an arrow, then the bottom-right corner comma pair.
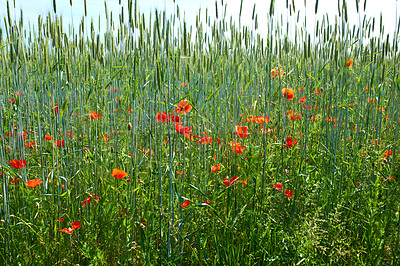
1,0 -> 399,41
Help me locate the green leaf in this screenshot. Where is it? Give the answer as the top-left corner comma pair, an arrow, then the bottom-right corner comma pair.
230,204 -> 247,230
59,93 -> 69,119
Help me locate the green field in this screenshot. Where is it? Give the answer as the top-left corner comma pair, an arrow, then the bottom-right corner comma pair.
1,0 -> 400,264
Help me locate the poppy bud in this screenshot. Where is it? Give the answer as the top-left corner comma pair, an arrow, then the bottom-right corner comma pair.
127,122 -> 132,131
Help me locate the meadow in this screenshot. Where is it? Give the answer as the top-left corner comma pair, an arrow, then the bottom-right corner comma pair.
0,0 -> 399,264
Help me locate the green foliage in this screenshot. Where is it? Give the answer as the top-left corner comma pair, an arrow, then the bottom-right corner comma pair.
0,0 -> 399,264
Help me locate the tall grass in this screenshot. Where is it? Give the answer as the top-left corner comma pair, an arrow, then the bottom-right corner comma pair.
0,0 -> 399,264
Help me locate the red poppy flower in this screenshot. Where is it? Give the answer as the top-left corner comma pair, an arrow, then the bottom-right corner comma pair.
175,99 -> 192,115
197,132 -> 213,144
9,99 -> 15,104
298,97 -> 307,104
168,114 -> 180,123
287,110 -> 294,120
241,179 -> 248,185
223,176 -> 239,186
98,134 -> 108,142
380,150 -> 393,162
203,200 -> 211,205
71,221 -> 81,229
211,164 -> 221,173
91,193 -> 99,202
384,150 -> 393,157
11,177 -> 21,184
45,135 -> 52,140
230,141 -> 246,154
314,89 -> 320,95
234,126 -> 250,138
260,126 -> 273,134
140,220 -> 146,228
326,116 -> 338,123
174,123 -> 192,135
287,112 -> 301,121
177,171 -> 183,175
143,148 -> 153,154
346,58 -> 353,68
9,159 -> 27,169
282,88 -> 295,100
180,82 -> 189,87
66,131 -> 74,138
56,140 -> 65,147
57,217 -> 65,222
273,183 -> 283,191
246,116 -> 271,123
256,116 -> 271,124
271,67 -> 284,78
25,142 -> 35,149
184,133 -> 195,141
310,115 -> 319,122
284,190 -> 293,198
6,131 -> 28,139
285,138 -> 298,149
223,179 -> 230,186
26,179 -> 43,188
111,168 -> 128,179
230,176 -> 239,183
90,111 -> 101,119
82,193 -> 99,207
53,103 -> 59,114
60,227 -> 74,234
181,200 -> 191,208
156,111 -> 168,122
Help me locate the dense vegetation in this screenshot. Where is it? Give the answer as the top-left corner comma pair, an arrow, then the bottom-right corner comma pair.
0,0 -> 399,264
